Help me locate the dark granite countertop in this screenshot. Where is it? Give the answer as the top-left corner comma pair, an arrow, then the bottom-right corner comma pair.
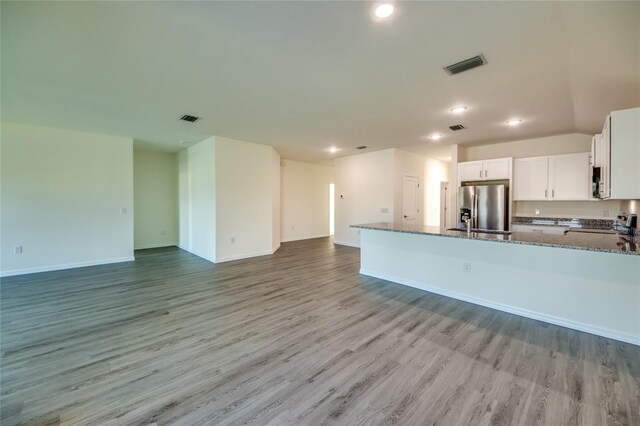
351,222 -> 640,256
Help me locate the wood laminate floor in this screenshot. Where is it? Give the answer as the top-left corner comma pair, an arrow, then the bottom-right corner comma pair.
1,238 -> 639,425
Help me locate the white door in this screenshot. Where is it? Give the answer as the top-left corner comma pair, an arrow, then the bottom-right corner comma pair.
440,182 -> 449,228
403,175 -> 419,224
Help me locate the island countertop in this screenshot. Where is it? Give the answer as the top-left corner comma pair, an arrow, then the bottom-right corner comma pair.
351,222 -> 639,256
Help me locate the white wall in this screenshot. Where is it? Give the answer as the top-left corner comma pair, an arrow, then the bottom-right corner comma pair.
178,149 -> 189,249
334,149 -> 395,247
133,150 -> 178,249
214,136 -> 280,262
460,133 -> 593,161
178,137 -> 216,262
393,150 -> 425,225
334,148 -> 451,247
272,150 -> 281,251
1,122 -> 134,276
281,160 -> 333,242
424,158 -> 450,226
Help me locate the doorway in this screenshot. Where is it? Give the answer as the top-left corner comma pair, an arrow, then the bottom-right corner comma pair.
440,181 -> 449,228
403,175 -> 419,224
329,183 -> 335,235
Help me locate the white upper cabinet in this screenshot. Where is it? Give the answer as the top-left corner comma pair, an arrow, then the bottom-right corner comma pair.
513,153 -> 590,201
513,156 -> 549,200
458,161 -> 484,182
548,153 -> 590,200
609,107 -> 640,199
484,158 -> 511,180
458,158 -> 511,182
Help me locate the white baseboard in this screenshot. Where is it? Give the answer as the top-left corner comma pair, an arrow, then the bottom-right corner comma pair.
272,243 -> 281,254
215,248 -> 276,263
1,256 -> 135,278
134,242 -> 178,250
281,234 -> 330,243
360,268 -> 640,346
333,240 -> 361,248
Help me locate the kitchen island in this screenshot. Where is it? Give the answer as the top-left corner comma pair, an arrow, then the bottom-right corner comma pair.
352,222 -> 640,345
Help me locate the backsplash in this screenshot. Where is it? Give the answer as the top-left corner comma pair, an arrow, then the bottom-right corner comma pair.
513,200 -> 622,219
512,216 -> 615,230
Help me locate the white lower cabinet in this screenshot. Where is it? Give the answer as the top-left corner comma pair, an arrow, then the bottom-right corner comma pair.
513,152 -> 590,201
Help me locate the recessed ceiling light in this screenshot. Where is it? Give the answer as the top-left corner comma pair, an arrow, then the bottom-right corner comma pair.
374,3 -> 394,19
506,119 -> 523,126
179,140 -> 186,144
429,133 -> 444,141
329,146 -> 338,154
450,106 -> 467,114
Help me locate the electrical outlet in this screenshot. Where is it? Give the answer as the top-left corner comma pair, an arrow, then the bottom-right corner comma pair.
381,207 -> 389,213
463,262 -> 471,273
603,209 -> 610,217
230,237 -> 235,244
161,230 -> 166,236
120,207 -> 127,214
14,246 -> 23,254
291,226 -> 294,230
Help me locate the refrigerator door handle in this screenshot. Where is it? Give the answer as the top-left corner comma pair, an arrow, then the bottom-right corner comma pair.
473,194 -> 478,229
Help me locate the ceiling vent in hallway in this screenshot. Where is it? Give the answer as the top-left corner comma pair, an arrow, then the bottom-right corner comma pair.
180,114 -> 200,123
444,54 -> 487,75
355,146 -> 368,150
449,124 -> 466,131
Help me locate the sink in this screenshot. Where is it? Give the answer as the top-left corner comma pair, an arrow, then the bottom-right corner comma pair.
446,228 -> 512,235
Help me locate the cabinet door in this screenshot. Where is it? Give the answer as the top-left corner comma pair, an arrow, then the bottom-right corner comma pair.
458,161 -> 484,182
484,158 -> 511,180
513,157 -> 549,200
610,108 -> 640,199
549,153 -> 590,200
600,116 -> 611,198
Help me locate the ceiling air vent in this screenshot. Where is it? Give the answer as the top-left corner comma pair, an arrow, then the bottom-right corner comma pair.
180,114 -> 200,123
449,124 -> 466,131
444,54 -> 487,75
356,145 -> 367,150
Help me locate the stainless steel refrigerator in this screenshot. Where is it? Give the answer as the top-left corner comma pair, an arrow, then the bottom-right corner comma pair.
457,184 -> 509,231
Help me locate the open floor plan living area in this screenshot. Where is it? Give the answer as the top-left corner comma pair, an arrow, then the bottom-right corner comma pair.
1,1 -> 639,425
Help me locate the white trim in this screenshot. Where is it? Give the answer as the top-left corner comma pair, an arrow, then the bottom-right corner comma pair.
272,243 -> 281,253
1,256 -> 135,278
281,234 -> 330,243
186,249 -> 215,263
360,268 -> 640,346
333,240 -> 361,248
134,242 -> 178,250
215,249 -> 275,263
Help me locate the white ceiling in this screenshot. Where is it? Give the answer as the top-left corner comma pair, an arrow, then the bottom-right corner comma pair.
2,1 -> 639,163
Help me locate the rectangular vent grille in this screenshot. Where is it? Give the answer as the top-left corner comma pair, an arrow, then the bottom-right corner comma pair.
449,124 -> 466,131
355,145 -> 367,150
444,54 -> 487,75
180,114 -> 200,122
